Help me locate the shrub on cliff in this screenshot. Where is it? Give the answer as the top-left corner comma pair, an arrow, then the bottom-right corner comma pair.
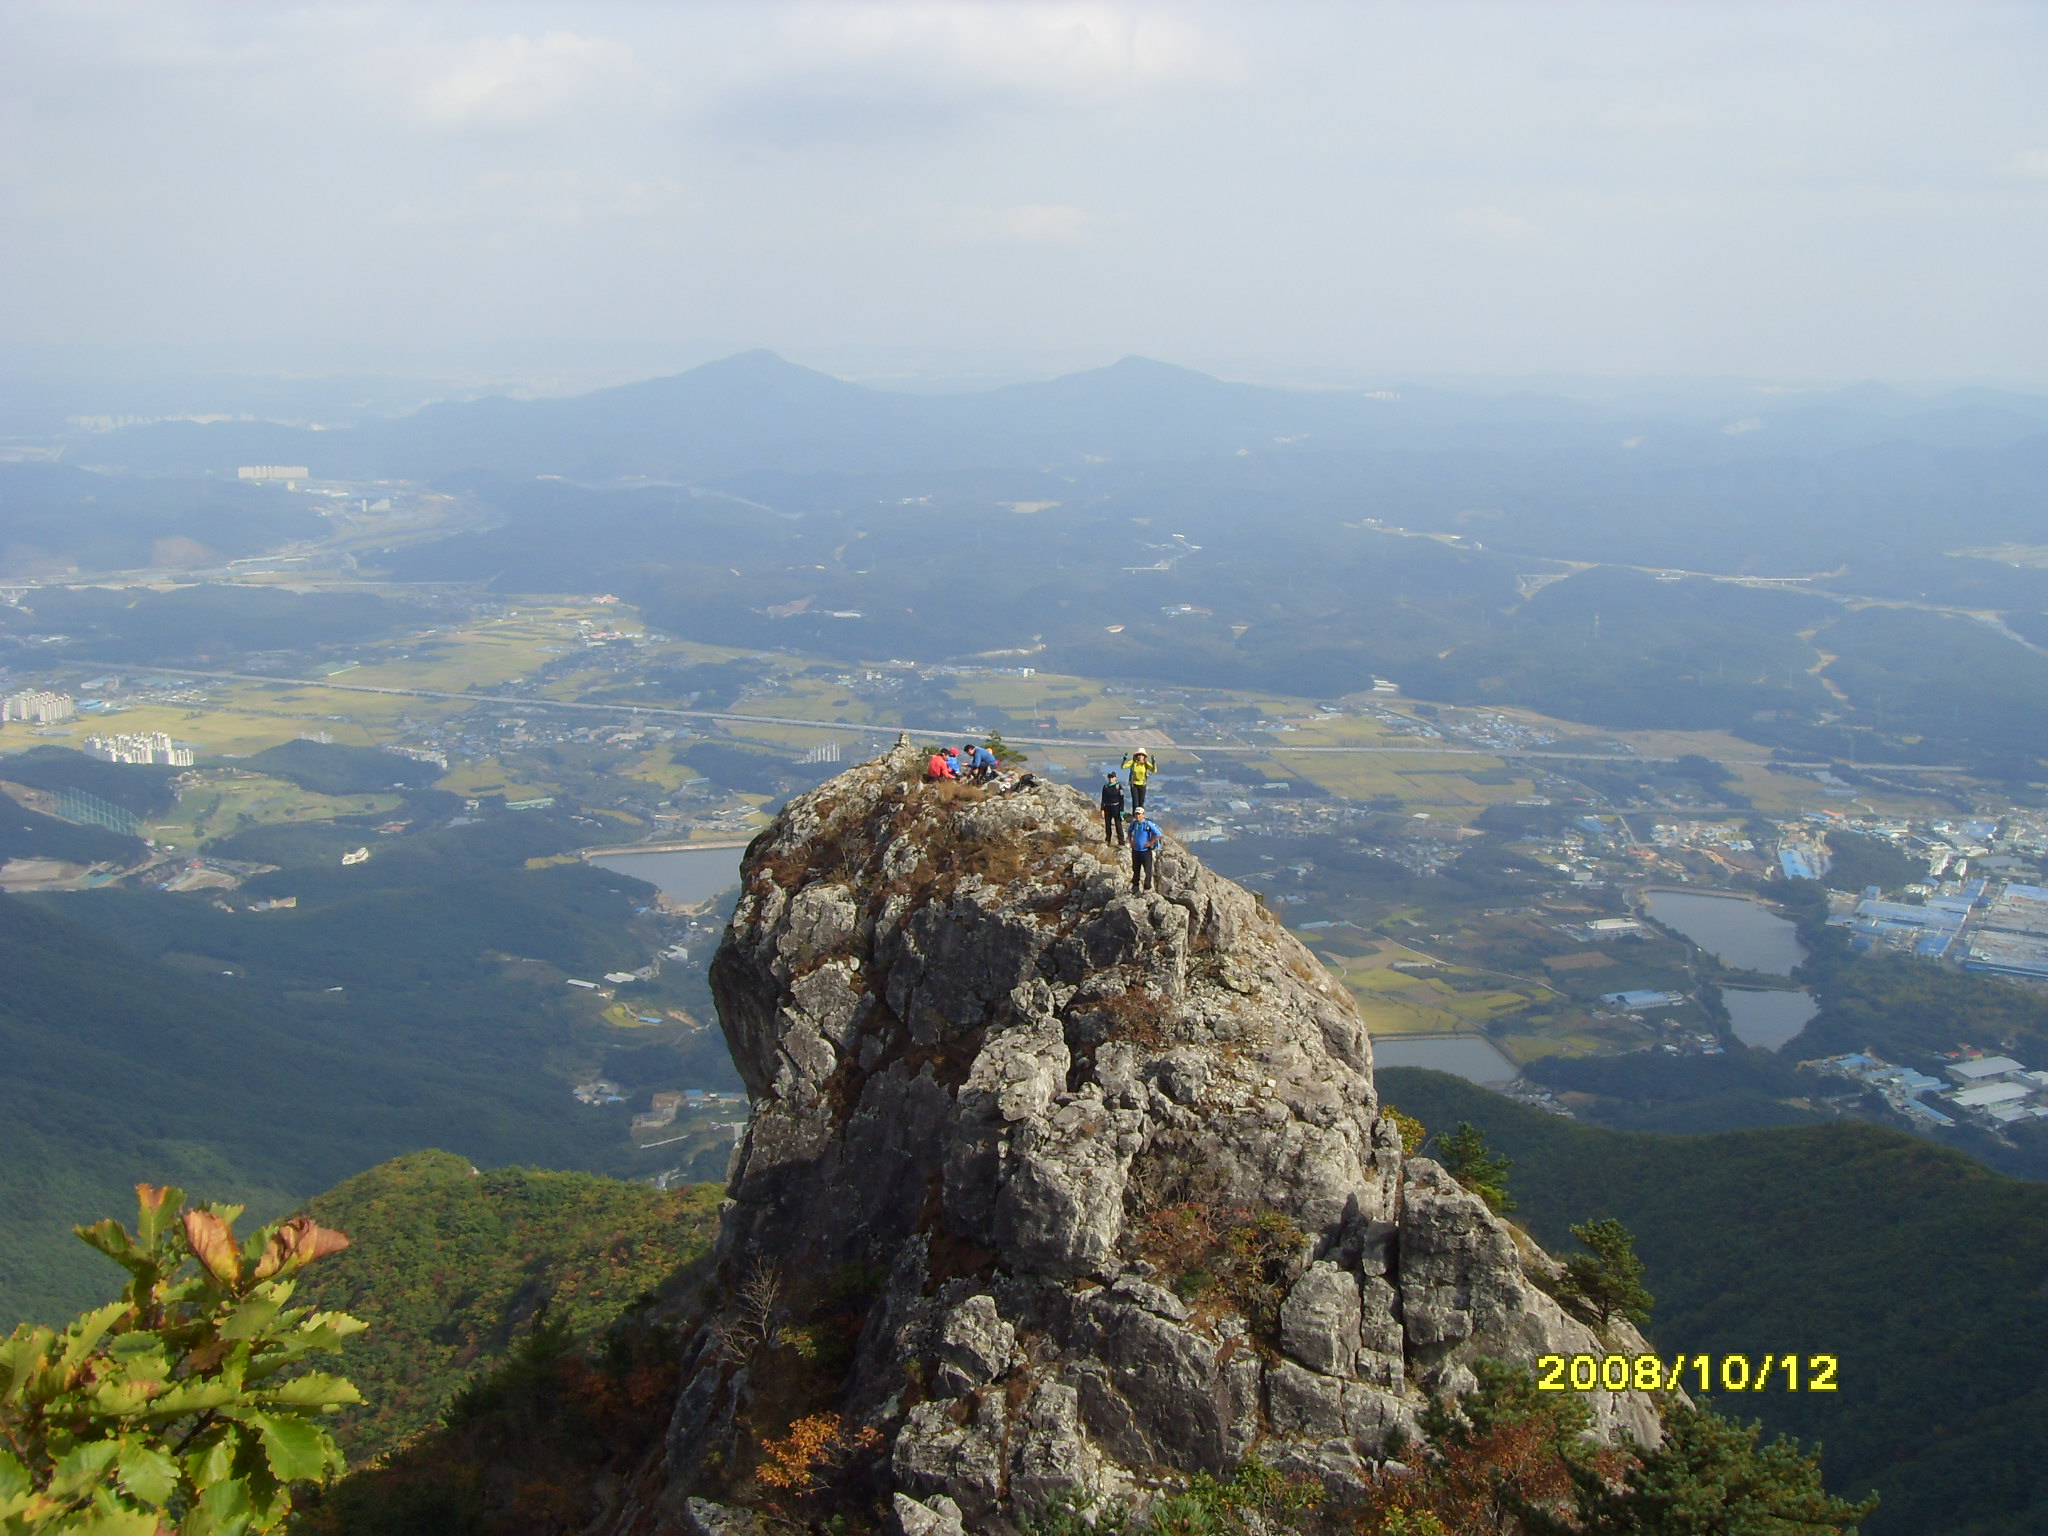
0,1184 -> 362,1534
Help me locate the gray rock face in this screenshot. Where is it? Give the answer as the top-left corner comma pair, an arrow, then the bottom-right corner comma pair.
933,1295 -> 1016,1398
1396,1160 -> 1664,1446
891,1493 -> 967,1536
650,744 -> 1662,1530
679,1499 -> 764,1536
1280,1261 -> 1364,1376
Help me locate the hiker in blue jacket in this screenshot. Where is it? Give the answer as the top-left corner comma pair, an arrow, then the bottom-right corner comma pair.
968,742 -> 999,781
1129,810 -> 1161,892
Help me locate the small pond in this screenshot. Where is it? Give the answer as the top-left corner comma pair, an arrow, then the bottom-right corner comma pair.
587,846 -> 746,907
1721,988 -> 1819,1052
1642,889 -> 1807,976
1372,1033 -> 1521,1085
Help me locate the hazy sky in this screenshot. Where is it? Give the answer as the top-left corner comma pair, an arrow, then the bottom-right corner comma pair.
5,1 -> 2047,388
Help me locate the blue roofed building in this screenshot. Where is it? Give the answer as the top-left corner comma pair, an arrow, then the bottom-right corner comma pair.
1900,1100 -> 1957,1129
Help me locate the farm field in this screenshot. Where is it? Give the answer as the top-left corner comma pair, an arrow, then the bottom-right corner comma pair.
436,759 -> 565,803
7,698 -> 413,757
146,771 -> 403,849
1302,931 -> 1555,1037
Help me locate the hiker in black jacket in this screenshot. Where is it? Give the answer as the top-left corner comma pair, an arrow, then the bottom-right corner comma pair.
1099,771 -> 1127,846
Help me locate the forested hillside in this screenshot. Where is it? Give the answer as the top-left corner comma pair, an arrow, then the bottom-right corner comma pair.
0,461 -> 321,577
0,821 -> 714,1325
292,1151 -> 720,1459
1379,1067 -> 2048,1536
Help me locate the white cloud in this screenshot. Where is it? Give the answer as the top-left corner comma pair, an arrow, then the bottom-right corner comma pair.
411,31 -> 642,127
944,203 -> 1094,242
698,2 -> 1240,144
768,3 -> 1239,99
2002,147 -> 2048,181
8,0 -> 2048,382
1452,207 -> 1543,246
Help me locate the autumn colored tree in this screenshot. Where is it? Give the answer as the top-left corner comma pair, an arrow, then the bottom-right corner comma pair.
1382,1106 -> 1429,1157
1361,1359 -> 1606,1536
0,1183 -> 363,1535
1361,1364 -> 1875,1536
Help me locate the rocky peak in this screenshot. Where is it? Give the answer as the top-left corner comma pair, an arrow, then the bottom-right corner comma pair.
650,743 -> 1658,1531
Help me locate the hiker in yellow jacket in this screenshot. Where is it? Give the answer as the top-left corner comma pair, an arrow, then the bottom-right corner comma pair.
1121,750 -> 1155,813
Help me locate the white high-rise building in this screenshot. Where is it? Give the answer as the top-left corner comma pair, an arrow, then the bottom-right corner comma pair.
2,690 -> 75,725
83,731 -> 194,767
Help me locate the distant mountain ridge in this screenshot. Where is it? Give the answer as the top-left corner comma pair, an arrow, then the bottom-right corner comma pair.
83,350 -> 2048,483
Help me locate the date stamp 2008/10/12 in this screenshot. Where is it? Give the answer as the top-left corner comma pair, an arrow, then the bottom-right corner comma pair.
1536,1353 -> 1839,1394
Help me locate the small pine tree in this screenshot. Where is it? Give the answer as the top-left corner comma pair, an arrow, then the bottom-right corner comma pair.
985,732 -> 1027,766
1561,1218 -> 1653,1328
1438,1121 -> 1515,1213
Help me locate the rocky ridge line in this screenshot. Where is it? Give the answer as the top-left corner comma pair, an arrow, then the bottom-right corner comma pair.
636,743 -> 1659,1534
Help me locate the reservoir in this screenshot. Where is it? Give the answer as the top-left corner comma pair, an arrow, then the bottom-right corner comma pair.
1642,889 -> 1806,976
1721,988 -> 1819,1052
588,846 -> 746,907
1371,1033 -> 1520,1086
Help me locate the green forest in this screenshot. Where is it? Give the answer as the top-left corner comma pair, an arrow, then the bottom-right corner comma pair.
0,802 -> 739,1327
1380,1068 -> 2048,1536
246,737 -> 448,796
0,744 -> 180,815
1823,829 -> 1928,893
0,797 -> 142,865
293,1151 -> 721,1459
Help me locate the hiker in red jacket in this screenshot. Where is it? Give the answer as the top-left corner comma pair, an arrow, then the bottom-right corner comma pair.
927,750 -> 956,781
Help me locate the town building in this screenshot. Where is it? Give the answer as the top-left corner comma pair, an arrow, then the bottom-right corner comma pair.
1951,1082 -> 2032,1111
1946,1055 -> 2027,1085
2,690 -> 74,725
1586,917 -> 1645,938
82,731 -> 192,766
1601,989 -> 1685,1010
1807,1051 -> 1960,1131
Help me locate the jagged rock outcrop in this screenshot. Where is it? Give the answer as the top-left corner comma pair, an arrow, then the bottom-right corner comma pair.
651,743 -> 1659,1530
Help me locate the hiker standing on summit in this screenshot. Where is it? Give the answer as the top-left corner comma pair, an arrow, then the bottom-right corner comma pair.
1099,771 -> 1126,846
1121,750 -> 1154,812
1128,809 -> 1161,892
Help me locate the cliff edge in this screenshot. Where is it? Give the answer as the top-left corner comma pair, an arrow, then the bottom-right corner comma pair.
647,743 -> 1658,1531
